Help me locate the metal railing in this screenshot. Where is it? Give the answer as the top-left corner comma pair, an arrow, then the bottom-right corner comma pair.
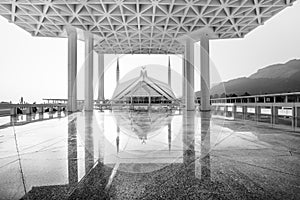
0,103 -> 67,116
211,102 -> 300,131
210,92 -> 300,104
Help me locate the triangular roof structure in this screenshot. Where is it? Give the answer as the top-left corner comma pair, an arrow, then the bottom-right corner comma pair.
112,69 -> 176,101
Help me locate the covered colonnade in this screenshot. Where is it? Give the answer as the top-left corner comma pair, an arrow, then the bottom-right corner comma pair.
0,0 -> 295,112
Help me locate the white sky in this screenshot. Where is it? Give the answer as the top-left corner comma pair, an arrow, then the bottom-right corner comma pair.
0,1 -> 299,103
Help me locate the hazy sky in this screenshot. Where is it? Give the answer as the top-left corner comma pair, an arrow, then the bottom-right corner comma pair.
0,1 -> 299,103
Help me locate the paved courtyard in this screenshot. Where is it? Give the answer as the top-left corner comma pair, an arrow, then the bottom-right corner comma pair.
0,110 -> 299,199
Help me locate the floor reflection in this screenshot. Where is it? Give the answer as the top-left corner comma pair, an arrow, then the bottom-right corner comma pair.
113,111 -> 173,143
182,111 -> 196,178
66,110 -> 213,199
68,116 -> 78,188
0,109 -> 298,199
84,112 -> 94,173
182,111 -> 211,182
200,111 -> 211,181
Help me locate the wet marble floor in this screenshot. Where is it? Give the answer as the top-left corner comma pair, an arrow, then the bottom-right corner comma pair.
0,110 -> 299,199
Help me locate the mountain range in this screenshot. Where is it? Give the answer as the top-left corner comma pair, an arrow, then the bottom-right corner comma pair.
196,59 -> 300,97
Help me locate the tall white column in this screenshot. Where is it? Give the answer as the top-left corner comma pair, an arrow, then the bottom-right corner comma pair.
200,36 -> 210,111
182,54 -> 186,106
67,28 -> 77,112
98,53 -> 104,101
185,38 -> 195,111
84,32 -> 94,111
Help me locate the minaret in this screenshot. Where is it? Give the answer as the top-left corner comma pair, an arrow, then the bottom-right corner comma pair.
168,56 -> 171,87
116,57 -> 120,85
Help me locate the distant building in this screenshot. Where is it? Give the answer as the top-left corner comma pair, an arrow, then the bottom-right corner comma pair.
111,68 -> 176,104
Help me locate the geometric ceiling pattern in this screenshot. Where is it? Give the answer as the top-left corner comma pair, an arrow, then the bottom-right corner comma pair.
0,0 -> 296,54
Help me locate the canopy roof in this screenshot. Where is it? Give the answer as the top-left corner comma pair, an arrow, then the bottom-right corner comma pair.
112,69 -> 176,100
0,0 -> 296,54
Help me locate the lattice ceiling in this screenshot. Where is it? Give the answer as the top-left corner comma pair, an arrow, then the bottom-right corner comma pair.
0,0 -> 296,54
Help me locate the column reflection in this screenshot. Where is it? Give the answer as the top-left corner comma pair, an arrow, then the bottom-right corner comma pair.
68,116 -> 78,187
38,112 -> 43,120
85,112 -> 94,173
182,110 -> 196,177
182,110 -> 211,181
98,114 -> 104,163
49,109 -> 53,119
168,122 -> 171,151
26,114 -> 32,122
67,113 -> 109,199
10,115 -> 17,125
200,111 -> 211,181
57,110 -> 62,118
116,126 -> 120,154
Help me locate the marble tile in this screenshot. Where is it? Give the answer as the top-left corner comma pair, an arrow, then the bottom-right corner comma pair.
0,110 -> 299,199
